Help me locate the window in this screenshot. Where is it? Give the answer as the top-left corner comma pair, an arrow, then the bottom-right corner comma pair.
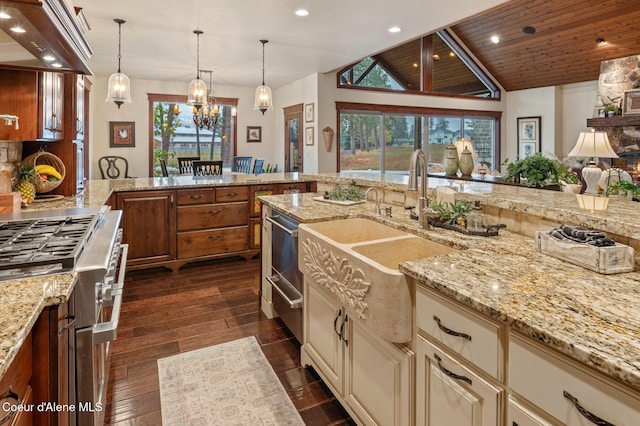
148,94 -> 237,176
338,30 -> 499,99
338,103 -> 500,174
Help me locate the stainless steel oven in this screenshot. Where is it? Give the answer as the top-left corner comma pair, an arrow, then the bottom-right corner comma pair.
265,213 -> 303,343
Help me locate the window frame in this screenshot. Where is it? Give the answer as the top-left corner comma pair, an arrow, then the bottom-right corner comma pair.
147,93 -> 238,176
335,101 -> 502,173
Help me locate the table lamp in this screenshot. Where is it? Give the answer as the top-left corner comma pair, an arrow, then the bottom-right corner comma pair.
567,130 -> 618,194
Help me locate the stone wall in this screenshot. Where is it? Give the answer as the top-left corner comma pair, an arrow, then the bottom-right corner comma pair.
0,142 -> 23,183
595,54 -> 640,112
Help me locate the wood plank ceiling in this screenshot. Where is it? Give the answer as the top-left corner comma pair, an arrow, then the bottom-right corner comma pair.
452,0 -> 640,91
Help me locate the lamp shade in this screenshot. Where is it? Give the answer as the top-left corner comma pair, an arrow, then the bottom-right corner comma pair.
254,84 -> 273,114
568,131 -> 618,158
575,194 -> 609,211
187,78 -> 207,106
105,72 -> 132,107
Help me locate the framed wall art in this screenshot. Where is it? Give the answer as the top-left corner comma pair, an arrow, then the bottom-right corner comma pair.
517,116 -> 540,158
305,103 -> 314,122
109,121 -> 135,148
305,127 -> 314,146
247,126 -> 262,142
622,89 -> 640,115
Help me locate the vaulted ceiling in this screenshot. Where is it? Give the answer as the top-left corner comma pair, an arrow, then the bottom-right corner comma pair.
452,0 -> 640,91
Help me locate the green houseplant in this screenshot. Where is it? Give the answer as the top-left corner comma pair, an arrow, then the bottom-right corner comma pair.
607,181 -> 639,200
503,153 -> 578,189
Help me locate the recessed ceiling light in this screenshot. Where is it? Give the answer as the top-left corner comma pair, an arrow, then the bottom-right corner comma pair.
294,9 -> 309,17
522,26 -> 536,35
388,26 -> 401,33
490,35 -> 500,44
0,11 -> 11,19
433,54 -> 440,61
449,52 -> 455,57
412,63 -> 418,68
10,26 -> 25,33
43,55 -> 55,62
596,37 -> 605,44
51,62 -> 62,68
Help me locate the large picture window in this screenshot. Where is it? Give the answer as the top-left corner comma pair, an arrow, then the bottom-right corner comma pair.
338,103 -> 500,175
148,94 -> 237,176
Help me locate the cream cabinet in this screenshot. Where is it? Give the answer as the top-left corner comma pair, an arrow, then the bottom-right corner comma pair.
302,283 -> 414,426
507,398 -> 553,426
509,333 -> 640,426
415,285 -> 506,426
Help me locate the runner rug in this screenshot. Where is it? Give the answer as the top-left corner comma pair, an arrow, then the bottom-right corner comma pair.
157,336 -> 304,425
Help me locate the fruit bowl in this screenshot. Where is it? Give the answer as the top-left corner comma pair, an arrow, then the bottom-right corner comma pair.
22,152 -> 66,193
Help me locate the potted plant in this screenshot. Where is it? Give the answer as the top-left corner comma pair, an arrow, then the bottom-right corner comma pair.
430,200 -> 474,228
502,153 -> 568,189
603,104 -> 620,117
607,181 -> 639,200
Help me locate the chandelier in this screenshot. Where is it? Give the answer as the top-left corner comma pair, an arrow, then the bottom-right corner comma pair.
193,70 -> 220,131
187,30 -> 207,107
105,18 -> 132,108
254,40 -> 273,114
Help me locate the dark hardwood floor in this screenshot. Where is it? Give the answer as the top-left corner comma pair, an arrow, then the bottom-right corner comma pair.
104,256 -> 355,425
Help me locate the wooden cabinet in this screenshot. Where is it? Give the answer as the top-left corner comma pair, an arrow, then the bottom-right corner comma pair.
509,333 -> 640,425
249,184 -> 280,218
0,333 -> 33,426
40,71 -> 64,140
415,285 -> 505,426
0,69 -> 38,141
302,283 -> 413,426
116,190 -> 176,267
76,75 -> 85,139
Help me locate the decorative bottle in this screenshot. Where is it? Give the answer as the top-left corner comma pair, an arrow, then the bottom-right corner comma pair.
444,144 -> 459,176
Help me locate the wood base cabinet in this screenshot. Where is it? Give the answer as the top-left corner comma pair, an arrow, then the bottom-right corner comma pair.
301,283 -> 413,426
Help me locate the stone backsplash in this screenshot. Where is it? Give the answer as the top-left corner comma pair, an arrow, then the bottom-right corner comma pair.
0,142 -> 23,182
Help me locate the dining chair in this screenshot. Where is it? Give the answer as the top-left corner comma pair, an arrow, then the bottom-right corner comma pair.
177,156 -> 201,174
98,156 -> 135,179
158,158 -> 169,177
192,160 -> 223,176
232,156 -> 252,173
252,158 -> 265,174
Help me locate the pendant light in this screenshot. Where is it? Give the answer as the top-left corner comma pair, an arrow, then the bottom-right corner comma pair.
187,30 -> 208,107
105,19 -> 132,108
254,39 -> 273,114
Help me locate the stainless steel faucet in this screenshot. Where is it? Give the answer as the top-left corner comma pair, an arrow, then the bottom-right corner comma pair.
408,149 -> 430,228
365,187 -> 381,215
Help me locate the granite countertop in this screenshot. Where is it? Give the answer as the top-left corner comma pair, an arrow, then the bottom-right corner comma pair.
259,191 -> 640,393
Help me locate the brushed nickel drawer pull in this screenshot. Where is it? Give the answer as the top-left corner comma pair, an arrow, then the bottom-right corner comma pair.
188,194 -> 202,199
433,315 -> 472,341
434,353 -> 472,385
563,390 -> 614,426
208,235 -> 222,240
207,210 -> 221,215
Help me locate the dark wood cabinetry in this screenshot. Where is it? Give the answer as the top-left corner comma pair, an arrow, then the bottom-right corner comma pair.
0,333 -> 33,426
115,190 -> 176,267
0,70 -> 38,141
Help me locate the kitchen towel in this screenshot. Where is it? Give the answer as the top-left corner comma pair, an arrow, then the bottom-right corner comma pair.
550,225 -> 615,247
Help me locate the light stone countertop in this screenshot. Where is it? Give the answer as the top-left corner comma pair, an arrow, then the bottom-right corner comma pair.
259,190 -> 640,393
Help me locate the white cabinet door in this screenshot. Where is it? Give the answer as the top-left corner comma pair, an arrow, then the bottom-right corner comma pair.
416,335 -> 504,426
303,283 -> 344,394
345,317 -> 413,426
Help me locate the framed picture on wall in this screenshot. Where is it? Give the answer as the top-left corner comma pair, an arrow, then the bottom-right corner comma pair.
305,127 -> 314,146
517,116 -> 540,158
109,121 -> 135,147
305,103 -> 314,122
247,126 -> 262,142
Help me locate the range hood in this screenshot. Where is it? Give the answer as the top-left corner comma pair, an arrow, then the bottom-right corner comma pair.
0,0 -> 92,74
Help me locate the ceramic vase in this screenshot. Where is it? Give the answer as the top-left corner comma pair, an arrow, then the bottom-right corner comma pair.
444,144 -> 459,176
458,148 -> 474,176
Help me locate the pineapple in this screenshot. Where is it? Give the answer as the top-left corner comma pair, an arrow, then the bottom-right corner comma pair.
17,164 -> 36,205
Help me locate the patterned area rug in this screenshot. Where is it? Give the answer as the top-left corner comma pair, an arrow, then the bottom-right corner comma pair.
158,336 -> 304,425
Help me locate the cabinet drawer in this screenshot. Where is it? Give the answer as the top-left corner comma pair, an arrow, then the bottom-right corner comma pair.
416,335 -> 504,426
0,333 -> 32,424
177,226 -> 248,258
280,182 -> 308,194
215,186 -> 248,202
510,333 -> 640,425
177,188 -> 214,205
178,202 -> 248,231
416,286 -> 502,379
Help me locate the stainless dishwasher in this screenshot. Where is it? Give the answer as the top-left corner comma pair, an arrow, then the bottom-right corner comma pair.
265,213 -> 304,343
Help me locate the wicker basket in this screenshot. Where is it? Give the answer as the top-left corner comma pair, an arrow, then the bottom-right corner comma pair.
22,151 -> 66,193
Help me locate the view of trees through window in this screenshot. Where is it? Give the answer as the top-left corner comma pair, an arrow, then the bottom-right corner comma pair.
339,110 -> 497,174
152,99 -> 236,176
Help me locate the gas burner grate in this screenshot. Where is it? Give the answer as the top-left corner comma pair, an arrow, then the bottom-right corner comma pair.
0,214 -> 100,272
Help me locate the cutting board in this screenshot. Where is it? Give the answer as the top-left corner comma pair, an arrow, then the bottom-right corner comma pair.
0,192 -> 21,213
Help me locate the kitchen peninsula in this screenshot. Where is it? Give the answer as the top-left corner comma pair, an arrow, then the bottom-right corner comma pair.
260,172 -> 640,425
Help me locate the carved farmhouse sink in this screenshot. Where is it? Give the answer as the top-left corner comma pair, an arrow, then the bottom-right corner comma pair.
298,218 -> 458,343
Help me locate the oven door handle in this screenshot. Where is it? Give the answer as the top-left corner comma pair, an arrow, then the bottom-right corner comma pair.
265,216 -> 298,237
266,274 -> 303,309
103,243 -> 129,306
93,244 -> 128,344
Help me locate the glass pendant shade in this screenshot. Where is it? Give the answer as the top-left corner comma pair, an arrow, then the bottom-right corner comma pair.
105,72 -> 132,108
254,84 -> 273,114
105,19 -> 132,108
187,78 -> 207,106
